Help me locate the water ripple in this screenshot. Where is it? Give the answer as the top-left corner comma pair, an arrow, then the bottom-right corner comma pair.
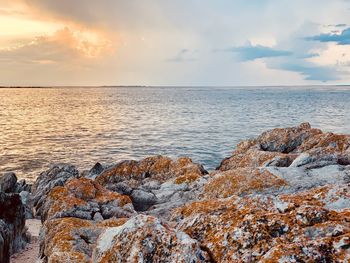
0,86 -> 350,181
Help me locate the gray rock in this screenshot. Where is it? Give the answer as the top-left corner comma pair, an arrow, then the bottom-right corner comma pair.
106,182 -> 132,195
16,180 -> 31,193
87,162 -> 104,179
265,165 -> 350,194
93,212 -> 104,221
0,192 -> 29,262
0,220 -> 10,263
140,180 -> 161,191
100,201 -> 135,219
31,164 -> 79,216
131,189 -> 158,211
0,172 -> 17,193
258,122 -> 316,153
19,191 -> 33,219
71,228 -> 101,257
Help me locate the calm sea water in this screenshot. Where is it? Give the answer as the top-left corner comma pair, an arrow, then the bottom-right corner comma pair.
1,86 -> 350,181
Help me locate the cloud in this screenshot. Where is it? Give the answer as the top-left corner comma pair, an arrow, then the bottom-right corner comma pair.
166,49 -> 197,62
276,63 -> 340,81
227,43 -> 292,61
0,27 -> 112,63
306,27 -> 350,45
1,0 -> 350,85
335,23 -> 347,27
326,23 -> 347,27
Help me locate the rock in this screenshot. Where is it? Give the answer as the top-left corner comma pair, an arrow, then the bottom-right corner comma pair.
19,191 -> 34,219
172,184 -> 350,262
0,173 -> 31,196
93,214 -> 210,262
106,181 -> 132,195
218,123 -> 350,171
0,220 -> 10,263
93,156 -> 208,215
96,155 -> 208,188
140,180 -> 161,191
38,217 -> 127,263
218,147 -> 297,171
202,165 -> 350,200
0,172 -> 18,193
202,168 -> 287,199
39,215 -> 210,262
145,177 -> 208,220
265,165 -> 350,193
0,192 -> 29,262
130,189 -> 158,211
93,212 -> 104,221
31,164 -> 80,216
41,177 -> 135,222
257,122 -> 321,153
87,162 -> 104,179
16,179 -> 31,193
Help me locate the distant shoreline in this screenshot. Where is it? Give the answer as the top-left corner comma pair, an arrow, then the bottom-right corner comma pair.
1,84 -> 350,89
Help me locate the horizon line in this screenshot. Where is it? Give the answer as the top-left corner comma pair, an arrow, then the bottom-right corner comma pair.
1,84 -> 350,89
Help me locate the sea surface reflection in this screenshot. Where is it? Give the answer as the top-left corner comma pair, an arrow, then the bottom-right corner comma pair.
1,86 -> 350,181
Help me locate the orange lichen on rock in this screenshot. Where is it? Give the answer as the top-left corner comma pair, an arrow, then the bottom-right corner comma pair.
41,217 -> 93,263
219,148 -> 297,170
172,184 -> 350,262
95,217 -> 128,228
175,172 -> 201,184
218,123 -> 323,171
256,122 -> 322,153
93,214 -> 210,263
42,177 -> 133,222
43,186 -> 87,222
297,133 -> 350,153
203,168 -> 287,199
96,155 -> 207,187
39,217 -> 129,263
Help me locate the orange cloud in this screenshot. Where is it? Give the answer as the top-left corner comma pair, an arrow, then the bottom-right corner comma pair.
0,26 -> 114,66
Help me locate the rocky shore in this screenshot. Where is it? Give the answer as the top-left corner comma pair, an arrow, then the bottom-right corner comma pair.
1,123 -> 350,262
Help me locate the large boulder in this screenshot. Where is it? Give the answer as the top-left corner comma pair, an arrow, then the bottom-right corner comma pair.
96,155 -> 207,188
94,156 -> 208,214
257,122 -> 322,153
39,215 -> 210,263
41,177 -> 135,222
93,214 -> 210,262
202,165 -> 350,199
0,172 -> 18,193
291,132 -> 350,168
0,172 -> 32,194
39,217 -> 127,263
0,220 -> 10,263
31,164 -> 80,216
130,189 -> 158,211
172,184 -> 350,262
145,177 -> 208,219
202,168 -> 287,199
0,192 -> 29,263
218,123 -> 350,171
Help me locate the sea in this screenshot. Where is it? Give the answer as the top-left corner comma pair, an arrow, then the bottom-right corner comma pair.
1,86 -> 350,181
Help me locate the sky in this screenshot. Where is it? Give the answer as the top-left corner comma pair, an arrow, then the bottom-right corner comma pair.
1,0 -> 350,86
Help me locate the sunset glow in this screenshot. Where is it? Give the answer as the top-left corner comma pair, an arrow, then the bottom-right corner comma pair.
1,0 -> 350,86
